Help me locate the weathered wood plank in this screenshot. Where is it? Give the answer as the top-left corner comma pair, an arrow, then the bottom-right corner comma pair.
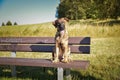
0,57 -> 90,69
69,37 -> 90,45
0,37 -> 54,44
0,45 -> 90,53
0,37 -> 90,45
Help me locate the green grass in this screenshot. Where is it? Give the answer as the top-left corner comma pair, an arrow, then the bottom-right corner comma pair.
0,20 -> 120,80
0,23 -> 56,37
0,20 -> 120,38
78,38 -> 120,80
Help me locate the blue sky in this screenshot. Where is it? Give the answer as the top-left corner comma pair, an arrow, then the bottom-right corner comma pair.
0,0 -> 59,25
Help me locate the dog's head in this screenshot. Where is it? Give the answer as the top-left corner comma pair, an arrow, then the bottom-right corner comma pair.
52,18 -> 69,32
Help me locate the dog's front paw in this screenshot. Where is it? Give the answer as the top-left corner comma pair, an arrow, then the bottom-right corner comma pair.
52,58 -> 59,63
61,59 -> 69,63
68,57 -> 72,62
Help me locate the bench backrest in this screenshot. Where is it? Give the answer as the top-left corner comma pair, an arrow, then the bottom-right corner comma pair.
0,37 -> 90,53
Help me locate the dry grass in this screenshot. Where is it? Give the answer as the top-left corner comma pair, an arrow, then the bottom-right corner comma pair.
0,20 -> 120,38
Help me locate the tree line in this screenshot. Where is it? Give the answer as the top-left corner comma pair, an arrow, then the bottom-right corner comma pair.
57,0 -> 120,20
1,21 -> 18,26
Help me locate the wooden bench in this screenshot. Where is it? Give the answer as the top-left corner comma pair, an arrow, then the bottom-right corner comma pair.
0,37 -> 90,80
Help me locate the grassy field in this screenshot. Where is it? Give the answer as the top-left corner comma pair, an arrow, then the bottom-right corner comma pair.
0,20 -> 120,80
0,19 -> 120,38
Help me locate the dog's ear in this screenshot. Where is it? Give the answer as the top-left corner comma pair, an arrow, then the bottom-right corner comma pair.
52,20 -> 58,28
64,17 -> 69,22
52,21 -> 57,28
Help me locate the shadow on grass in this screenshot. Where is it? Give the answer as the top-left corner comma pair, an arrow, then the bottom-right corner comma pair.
70,70 -> 101,80
92,20 -> 120,26
70,19 -> 120,26
0,66 -> 57,80
0,65 -> 101,80
98,20 -> 120,26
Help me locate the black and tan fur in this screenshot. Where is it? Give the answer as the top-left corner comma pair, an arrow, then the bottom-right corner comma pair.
52,18 -> 71,63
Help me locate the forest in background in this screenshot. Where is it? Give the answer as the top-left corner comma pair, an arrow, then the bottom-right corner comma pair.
57,0 -> 120,20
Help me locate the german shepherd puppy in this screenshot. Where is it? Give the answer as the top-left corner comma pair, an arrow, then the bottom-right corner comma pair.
52,18 -> 71,63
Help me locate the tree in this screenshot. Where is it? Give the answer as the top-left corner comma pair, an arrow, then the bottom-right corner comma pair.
57,0 -> 120,20
58,0 -> 93,19
14,22 -> 17,25
2,22 -> 5,26
6,21 -> 12,26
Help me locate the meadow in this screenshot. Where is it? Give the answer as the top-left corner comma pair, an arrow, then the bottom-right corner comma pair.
0,20 -> 120,80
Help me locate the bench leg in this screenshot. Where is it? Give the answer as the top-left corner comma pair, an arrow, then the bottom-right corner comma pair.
10,65 -> 16,77
65,69 -> 71,80
11,52 -> 17,77
57,67 -> 63,80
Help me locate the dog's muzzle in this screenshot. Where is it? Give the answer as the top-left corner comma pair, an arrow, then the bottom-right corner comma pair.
54,21 -> 65,32
58,23 -> 65,31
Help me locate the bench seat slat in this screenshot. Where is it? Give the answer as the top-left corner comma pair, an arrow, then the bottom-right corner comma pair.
0,57 -> 90,69
0,37 -> 90,45
0,45 -> 90,53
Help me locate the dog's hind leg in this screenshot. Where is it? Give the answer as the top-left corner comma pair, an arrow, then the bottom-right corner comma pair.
61,46 -> 69,63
